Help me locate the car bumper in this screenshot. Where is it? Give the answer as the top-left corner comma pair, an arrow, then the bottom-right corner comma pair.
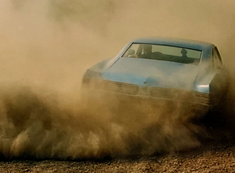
82,88 -> 211,117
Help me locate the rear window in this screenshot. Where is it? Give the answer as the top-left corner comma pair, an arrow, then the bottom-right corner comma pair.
122,43 -> 202,65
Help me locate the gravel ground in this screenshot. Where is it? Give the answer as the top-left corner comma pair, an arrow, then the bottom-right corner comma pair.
0,140 -> 235,173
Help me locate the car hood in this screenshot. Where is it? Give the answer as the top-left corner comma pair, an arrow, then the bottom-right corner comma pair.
102,58 -> 198,90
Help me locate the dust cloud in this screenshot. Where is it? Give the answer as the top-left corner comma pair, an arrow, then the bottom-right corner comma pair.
0,0 -> 235,159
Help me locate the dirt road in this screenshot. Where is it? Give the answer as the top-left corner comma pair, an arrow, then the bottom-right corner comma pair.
0,140 -> 234,173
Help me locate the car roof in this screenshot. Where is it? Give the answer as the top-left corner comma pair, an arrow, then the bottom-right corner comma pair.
131,37 -> 215,51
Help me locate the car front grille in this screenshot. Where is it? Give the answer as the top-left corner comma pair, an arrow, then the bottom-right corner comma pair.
150,88 -> 178,99
90,80 -> 210,105
150,87 -> 209,105
96,80 -> 139,95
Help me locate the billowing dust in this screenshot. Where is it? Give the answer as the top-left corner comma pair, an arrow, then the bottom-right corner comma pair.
0,0 -> 235,159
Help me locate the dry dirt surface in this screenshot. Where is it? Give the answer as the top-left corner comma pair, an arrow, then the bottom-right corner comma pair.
0,141 -> 235,173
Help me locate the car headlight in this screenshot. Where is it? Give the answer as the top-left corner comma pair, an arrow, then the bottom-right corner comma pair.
82,69 -> 102,86
194,84 -> 210,93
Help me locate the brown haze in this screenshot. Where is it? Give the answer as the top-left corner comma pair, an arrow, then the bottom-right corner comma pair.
0,0 -> 235,159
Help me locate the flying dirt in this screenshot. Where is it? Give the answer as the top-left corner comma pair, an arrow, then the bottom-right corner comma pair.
0,0 -> 235,169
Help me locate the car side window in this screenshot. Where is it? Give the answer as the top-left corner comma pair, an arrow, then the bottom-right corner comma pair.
212,48 -> 222,69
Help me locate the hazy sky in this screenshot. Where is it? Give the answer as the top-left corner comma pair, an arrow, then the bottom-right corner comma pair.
0,0 -> 235,90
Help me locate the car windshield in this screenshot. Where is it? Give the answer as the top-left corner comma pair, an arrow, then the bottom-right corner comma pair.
122,43 -> 202,65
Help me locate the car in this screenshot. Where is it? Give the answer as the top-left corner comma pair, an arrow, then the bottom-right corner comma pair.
81,37 -> 229,118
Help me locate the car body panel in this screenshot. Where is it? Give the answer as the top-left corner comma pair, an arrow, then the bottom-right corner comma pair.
102,58 -> 197,89
82,37 -> 229,116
